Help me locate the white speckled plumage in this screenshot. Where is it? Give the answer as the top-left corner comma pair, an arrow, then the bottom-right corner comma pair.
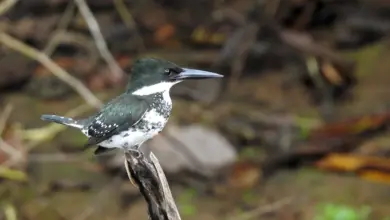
79,82 -> 174,150
97,109 -> 168,149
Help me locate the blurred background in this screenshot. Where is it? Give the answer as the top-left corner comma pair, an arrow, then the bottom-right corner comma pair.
1,0 -> 390,219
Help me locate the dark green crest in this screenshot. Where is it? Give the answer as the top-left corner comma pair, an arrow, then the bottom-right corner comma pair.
126,58 -> 183,92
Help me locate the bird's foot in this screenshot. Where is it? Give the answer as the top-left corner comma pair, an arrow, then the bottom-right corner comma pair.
126,148 -> 142,158
124,157 -> 137,187
123,147 -> 142,187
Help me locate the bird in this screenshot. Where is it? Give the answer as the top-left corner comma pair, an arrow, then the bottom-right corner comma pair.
40,58 -> 223,156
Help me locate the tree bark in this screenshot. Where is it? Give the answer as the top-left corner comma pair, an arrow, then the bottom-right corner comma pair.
125,151 -> 181,220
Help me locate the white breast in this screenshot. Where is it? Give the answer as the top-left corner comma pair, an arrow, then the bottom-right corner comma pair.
143,109 -> 167,126
162,89 -> 171,105
97,109 -> 167,149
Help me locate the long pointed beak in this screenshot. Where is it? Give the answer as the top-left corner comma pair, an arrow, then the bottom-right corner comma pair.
171,68 -> 223,80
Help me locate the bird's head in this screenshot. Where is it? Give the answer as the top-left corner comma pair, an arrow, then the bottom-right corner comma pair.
127,58 -> 223,96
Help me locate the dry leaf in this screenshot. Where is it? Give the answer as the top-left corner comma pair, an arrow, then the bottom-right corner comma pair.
321,61 -> 343,85
359,170 -> 390,184
227,161 -> 261,190
154,24 -> 176,44
316,153 -> 365,171
190,26 -> 226,45
308,112 -> 390,140
316,153 -> 390,184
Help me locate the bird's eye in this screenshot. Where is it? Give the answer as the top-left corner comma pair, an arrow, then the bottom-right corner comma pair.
164,68 -> 174,76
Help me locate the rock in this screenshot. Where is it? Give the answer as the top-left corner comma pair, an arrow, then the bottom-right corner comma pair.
143,135 -> 191,174
147,124 -> 237,177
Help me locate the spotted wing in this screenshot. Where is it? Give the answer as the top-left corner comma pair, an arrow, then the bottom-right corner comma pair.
84,94 -> 150,147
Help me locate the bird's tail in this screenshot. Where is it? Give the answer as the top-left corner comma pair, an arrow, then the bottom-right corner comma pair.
40,114 -> 84,129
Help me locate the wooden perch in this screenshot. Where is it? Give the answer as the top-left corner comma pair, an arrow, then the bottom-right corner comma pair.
125,151 -> 181,220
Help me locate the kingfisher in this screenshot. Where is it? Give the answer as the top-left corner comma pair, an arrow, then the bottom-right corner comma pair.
40,58 -> 223,156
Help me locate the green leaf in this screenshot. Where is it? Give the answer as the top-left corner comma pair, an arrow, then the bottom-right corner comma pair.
0,166 -> 27,182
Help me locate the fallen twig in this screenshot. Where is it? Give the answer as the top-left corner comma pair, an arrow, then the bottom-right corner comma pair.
114,0 -> 145,51
0,165 -> 27,181
44,30 -> 100,68
0,33 -> 102,108
0,104 -> 24,167
23,91 -> 111,152
218,23 -> 258,90
0,0 -> 19,16
2,202 -> 18,220
279,30 -> 354,65
228,197 -> 293,220
44,1 -> 76,55
0,138 -> 23,166
0,104 -> 13,135
75,0 -> 124,80
22,103 -> 93,145
125,151 -> 181,220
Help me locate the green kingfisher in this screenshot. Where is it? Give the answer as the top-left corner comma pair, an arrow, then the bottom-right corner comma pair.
40,58 -> 223,155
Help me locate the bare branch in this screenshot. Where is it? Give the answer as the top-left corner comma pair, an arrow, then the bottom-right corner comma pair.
0,33 -> 102,108
0,139 -> 24,166
44,1 -> 76,55
44,30 -> 100,69
23,103 -> 93,146
0,0 -> 19,16
113,0 -> 145,51
125,151 -> 181,220
0,104 -> 24,166
0,104 -> 13,135
74,0 -> 124,80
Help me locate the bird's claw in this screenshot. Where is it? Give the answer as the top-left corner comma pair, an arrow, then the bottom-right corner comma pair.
124,157 -> 137,187
126,148 -> 142,158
